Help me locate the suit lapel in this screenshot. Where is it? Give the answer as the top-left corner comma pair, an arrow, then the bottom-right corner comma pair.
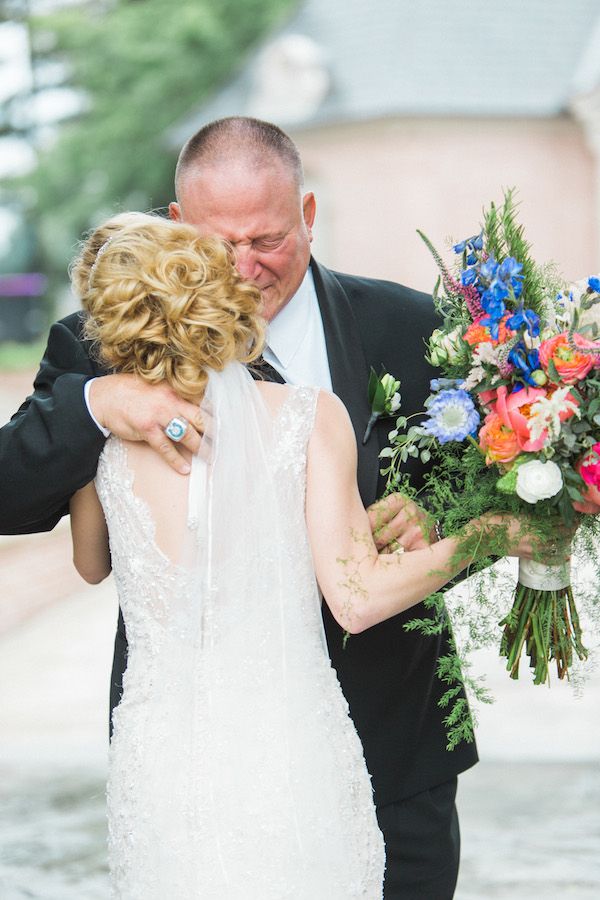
310,259 -> 380,505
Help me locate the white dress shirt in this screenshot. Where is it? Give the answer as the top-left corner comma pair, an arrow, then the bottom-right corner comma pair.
262,268 -> 332,391
84,377 -> 110,437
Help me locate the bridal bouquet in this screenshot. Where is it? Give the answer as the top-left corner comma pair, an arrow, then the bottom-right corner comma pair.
381,191 -> 600,744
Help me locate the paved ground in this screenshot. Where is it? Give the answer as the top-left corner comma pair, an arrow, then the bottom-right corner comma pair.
1,548 -> 598,899
1,369 -> 599,898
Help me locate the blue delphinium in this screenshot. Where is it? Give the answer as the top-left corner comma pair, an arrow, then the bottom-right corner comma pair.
498,257 -> 524,297
422,388 -> 480,444
480,286 -> 507,339
453,232 -> 483,254
475,255 -> 526,339
453,233 -> 528,341
506,303 -> 540,337
461,267 -> 478,287
507,342 -> 541,386
479,255 -> 499,282
588,276 -> 600,293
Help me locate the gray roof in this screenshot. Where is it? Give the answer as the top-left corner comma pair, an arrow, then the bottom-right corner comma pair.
172,0 -> 600,142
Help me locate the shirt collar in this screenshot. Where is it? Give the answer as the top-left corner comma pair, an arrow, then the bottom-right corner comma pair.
265,268 -> 317,369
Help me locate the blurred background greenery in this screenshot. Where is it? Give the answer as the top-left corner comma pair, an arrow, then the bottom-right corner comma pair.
0,0 -> 294,362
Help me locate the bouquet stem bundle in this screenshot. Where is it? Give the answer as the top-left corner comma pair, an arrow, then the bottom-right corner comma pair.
499,559 -> 588,684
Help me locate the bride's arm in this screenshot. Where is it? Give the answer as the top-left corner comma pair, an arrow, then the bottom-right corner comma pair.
70,481 -> 111,584
306,392 -> 520,634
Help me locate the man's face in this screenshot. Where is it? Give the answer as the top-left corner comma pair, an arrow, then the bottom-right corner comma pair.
169,160 -> 316,321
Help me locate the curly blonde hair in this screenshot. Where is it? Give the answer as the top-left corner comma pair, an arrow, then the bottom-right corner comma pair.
71,213 -> 264,401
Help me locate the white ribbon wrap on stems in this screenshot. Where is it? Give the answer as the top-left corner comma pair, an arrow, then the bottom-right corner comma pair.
518,558 -> 571,591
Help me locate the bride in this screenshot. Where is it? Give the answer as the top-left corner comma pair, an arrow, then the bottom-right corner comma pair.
69,212 -> 535,899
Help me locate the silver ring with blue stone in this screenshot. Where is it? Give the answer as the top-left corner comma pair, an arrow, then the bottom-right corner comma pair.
164,416 -> 188,443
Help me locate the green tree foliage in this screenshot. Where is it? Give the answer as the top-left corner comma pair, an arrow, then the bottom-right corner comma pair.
25,0 -> 294,277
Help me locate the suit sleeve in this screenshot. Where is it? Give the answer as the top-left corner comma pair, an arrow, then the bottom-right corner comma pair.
0,317 -> 108,534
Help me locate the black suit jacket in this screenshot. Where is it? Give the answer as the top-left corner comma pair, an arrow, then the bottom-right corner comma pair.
308,260 -> 478,805
0,258 -> 477,805
0,313 -> 106,533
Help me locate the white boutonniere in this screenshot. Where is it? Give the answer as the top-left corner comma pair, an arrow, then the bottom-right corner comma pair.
363,368 -> 401,444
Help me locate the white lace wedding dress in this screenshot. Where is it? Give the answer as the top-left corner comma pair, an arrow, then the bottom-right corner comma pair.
95,364 -> 385,899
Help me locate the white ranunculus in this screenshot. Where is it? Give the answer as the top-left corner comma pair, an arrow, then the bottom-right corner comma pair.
429,326 -> 464,366
515,459 -> 563,504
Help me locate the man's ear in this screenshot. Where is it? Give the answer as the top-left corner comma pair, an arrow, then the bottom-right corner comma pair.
168,202 -> 182,222
303,192 -> 316,238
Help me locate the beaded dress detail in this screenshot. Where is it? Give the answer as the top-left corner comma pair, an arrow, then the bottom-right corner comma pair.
96,364 -> 384,899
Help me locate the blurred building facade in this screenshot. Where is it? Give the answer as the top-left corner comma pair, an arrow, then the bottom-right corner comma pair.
173,0 -> 600,292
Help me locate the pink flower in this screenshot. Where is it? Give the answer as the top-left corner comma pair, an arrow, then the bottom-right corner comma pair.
495,385 -> 549,452
444,275 -> 483,320
478,388 -> 497,410
493,385 -> 578,453
538,333 -> 596,385
579,443 -> 600,489
571,445 -> 600,514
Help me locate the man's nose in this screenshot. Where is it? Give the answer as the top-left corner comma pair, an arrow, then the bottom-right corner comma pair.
234,245 -> 261,280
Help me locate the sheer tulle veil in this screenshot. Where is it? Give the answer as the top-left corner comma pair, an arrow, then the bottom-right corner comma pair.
181,362 -> 325,879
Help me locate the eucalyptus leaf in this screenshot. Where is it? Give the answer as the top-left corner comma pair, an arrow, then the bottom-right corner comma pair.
571,420 -> 591,434
566,486 -> 585,502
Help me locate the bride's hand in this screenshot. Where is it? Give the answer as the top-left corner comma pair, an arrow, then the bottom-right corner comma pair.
477,512 -> 576,562
367,493 -> 433,553
572,480 -> 600,515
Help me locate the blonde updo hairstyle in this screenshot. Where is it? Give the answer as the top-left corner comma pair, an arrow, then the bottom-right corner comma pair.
72,212 -> 264,401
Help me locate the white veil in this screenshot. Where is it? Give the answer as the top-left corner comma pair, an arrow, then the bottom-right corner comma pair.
184,362 -> 314,882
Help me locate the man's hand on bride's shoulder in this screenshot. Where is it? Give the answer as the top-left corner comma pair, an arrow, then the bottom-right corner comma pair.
367,493 -> 433,554
88,374 -> 204,474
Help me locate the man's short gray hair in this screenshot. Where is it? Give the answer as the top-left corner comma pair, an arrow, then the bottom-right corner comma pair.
175,116 -> 304,199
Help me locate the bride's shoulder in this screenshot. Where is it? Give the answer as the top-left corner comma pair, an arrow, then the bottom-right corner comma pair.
315,390 -> 352,435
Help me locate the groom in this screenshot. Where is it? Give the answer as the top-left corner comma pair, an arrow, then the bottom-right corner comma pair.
1,117 -> 477,898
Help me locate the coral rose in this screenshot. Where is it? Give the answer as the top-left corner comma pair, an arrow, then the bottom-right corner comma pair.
538,333 -> 596,385
478,411 -> 520,465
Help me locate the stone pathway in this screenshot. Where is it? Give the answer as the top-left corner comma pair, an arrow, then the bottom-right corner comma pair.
457,761 -> 600,900
0,576 -> 598,899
